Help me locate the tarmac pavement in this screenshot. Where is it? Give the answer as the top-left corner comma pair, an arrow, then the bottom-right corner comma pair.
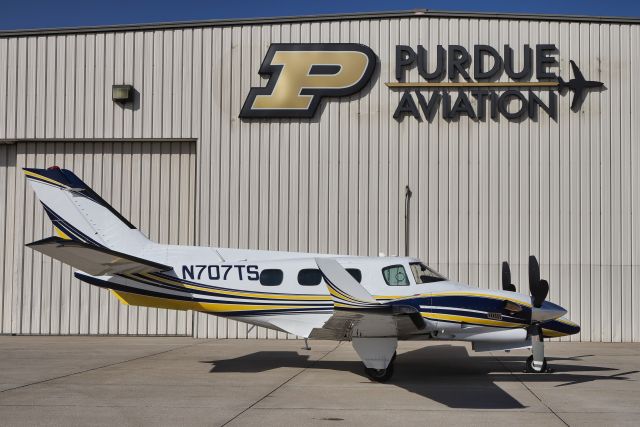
0,337 -> 638,426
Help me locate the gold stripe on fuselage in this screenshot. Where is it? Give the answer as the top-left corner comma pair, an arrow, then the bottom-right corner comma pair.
110,290 -> 323,313
430,291 -> 532,307
136,272 -> 332,302
422,312 -> 524,328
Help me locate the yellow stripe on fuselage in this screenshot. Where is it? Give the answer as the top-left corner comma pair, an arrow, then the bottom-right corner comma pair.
134,272 -> 332,301
422,312 -> 524,328
430,291 -> 532,307
110,290 -> 319,312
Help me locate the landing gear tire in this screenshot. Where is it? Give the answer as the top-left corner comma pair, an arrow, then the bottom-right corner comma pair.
365,363 -> 394,382
525,355 -> 548,373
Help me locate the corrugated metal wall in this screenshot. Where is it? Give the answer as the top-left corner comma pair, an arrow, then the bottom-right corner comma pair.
0,15 -> 638,341
0,141 -> 196,334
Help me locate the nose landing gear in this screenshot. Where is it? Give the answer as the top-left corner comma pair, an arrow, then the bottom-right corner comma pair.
525,355 -> 549,373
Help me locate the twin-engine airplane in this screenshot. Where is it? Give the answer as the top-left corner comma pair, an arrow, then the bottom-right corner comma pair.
24,167 -> 580,381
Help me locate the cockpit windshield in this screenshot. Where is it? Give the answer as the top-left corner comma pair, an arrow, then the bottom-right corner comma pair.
410,262 -> 446,284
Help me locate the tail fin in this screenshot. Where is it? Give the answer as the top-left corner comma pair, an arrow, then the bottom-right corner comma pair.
24,167 -> 151,253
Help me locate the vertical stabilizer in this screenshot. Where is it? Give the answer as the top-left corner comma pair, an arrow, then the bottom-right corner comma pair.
24,167 -> 152,253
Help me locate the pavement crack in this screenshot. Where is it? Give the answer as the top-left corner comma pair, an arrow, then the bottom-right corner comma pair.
0,341 -> 202,395
220,341 -> 342,427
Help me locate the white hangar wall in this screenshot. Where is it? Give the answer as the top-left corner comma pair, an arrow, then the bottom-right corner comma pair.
0,11 -> 638,341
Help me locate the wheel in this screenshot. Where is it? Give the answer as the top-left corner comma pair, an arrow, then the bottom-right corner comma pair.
365,365 -> 394,382
364,363 -> 394,382
525,355 -> 548,373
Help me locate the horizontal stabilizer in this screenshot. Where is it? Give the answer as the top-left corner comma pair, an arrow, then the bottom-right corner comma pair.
27,236 -> 172,276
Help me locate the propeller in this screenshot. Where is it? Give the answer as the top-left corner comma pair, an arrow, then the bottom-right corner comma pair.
528,256 -> 549,308
501,262 -> 516,292
525,255 -> 564,373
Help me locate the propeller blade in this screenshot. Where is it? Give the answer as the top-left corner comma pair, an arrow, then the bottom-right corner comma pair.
501,261 -> 511,288
528,255 -> 540,288
528,255 -> 548,307
535,279 -> 550,308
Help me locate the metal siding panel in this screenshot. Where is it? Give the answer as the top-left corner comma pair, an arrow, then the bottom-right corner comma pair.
15,38 -> 27,139
6,38 -> 17,139
34,37 -> 46,138
610,25 -> 622,342
93,34 -> 105,138
0,145 -> 14,332
162,31 -> 173,138
632,25 -> 640,342
122,33 -> 134,138
152,31 -> 163,139
74,35 -> 85,138
0,39 -> 7,139
112,33 -> 124,139
25,37 -> 37,139
139,32 -> 152,138
84,34 -> 95,139
619,25 -> 633,342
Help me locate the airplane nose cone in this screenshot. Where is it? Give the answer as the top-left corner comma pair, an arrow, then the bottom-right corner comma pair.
531,301 -> 567,322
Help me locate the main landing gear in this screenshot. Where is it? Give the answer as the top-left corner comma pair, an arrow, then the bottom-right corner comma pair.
364,351 -> 396,382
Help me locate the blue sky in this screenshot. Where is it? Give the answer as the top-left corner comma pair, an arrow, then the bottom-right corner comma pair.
1,1 -> 638,31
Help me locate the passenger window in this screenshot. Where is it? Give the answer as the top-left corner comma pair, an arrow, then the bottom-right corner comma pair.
298,269 -> 322,286
382,265 -> 410,286
260,269 -> 283,286
346,268 -> 362,283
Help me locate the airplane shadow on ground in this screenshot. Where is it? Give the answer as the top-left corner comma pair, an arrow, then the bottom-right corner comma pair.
201,345 -> 638,410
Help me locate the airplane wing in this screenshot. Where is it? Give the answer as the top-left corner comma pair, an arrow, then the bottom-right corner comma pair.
27,236 -> 172,276
315,257 -> 379,308
570,60 -> 584,81
310,258 -> 426,340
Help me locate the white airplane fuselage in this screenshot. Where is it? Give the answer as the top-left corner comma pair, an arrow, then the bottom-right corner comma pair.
24,166 -> 580,378
75,244 -> 579,343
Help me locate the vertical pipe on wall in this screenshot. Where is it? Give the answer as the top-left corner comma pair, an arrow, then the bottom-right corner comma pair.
405,185 -> 412,256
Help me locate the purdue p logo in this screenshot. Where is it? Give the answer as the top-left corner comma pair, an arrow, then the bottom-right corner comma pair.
240,44 -> 377,118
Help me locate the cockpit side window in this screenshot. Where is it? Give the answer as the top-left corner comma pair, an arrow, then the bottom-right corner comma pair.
410,262 -> 445,284
382,265 -> 410,286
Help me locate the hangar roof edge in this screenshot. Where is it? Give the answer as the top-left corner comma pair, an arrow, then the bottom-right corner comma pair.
1,9 -> 639,38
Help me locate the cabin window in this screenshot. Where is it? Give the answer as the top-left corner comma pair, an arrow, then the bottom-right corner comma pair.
260,269 -> 283,286
382,265 -> 410,286
298,269 -> 322,286
346,268 -> 362,283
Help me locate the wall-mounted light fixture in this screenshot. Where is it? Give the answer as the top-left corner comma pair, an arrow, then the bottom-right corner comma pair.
112,84 -> 134,104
